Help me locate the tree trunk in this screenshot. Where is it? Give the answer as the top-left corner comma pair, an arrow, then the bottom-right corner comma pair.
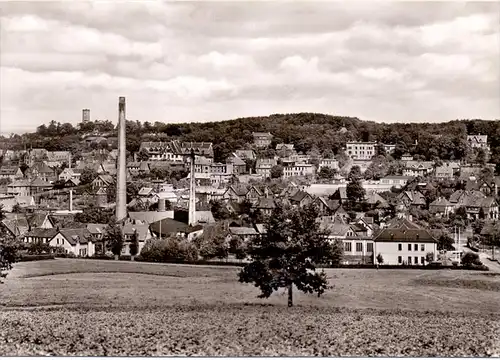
114,254 -> 119,260
131,255 -> 135,261
287,283 -> 293,307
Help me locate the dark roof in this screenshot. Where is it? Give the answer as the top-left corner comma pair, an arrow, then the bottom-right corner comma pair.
290,190 -> 311,202
256,197 -> 276,209
384,217 -> 421,230
374,228 -> 436,243
24,228 -> 58,238
150,218 -> 201,236
57,228 -> 92,245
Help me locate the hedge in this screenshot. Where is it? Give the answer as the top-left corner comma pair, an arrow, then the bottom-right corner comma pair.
18,254 -> 55,262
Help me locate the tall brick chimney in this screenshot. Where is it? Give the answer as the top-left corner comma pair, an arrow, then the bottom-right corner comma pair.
188,149 -> 196,226
115,97 -> 127,222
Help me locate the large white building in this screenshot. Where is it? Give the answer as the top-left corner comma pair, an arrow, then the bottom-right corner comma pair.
346,142 -> 377,160
283,163 -> 315,179
467,135 -> 489,150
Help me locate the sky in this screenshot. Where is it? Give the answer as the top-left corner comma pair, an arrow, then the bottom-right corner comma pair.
0,1 -> 499,134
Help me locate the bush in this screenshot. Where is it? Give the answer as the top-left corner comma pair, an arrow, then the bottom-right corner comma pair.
461,252 -> 482,268
139,237 -> 199,263
27,242 -> 52,255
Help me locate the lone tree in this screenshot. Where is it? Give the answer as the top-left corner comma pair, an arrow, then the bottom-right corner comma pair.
0,205 -> 18,283
105,223 -> 124,260
129,230 -> 139,261
376,253 -> 384,265
239,202 -> 341,307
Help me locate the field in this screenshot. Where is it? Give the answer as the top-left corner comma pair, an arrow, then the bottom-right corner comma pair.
0,259 -> 499,356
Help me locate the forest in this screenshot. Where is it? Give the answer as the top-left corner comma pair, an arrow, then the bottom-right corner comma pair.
1,114 -> 499,171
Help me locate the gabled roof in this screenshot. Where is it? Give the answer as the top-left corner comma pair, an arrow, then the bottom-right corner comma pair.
122,223 -> 150,241
30,178 -> 53,187
86,223 -> 108,235
138,187 -> 155,196
399,191 -> 426,206
24,228 -> 58,239
149,218 -> 195,236
56,228 -> 92,245
255,197 -> 276,210
290,190 -> 312,202
2,217 -> 29,237
384,217 -> 421,230
429,198 -> 451,207
374,228 -> 436,243
128,211 -> 174,225
229,227 -> 259,236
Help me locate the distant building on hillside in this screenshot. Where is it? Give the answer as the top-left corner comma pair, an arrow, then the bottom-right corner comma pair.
380,143 -> 396,155
252,132 -> 273,148
346,142 -> 376,160
82,109 -> 90,122
467,134 -> 488,150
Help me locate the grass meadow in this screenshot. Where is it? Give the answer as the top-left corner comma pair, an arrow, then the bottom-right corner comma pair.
0,259 -> 499,356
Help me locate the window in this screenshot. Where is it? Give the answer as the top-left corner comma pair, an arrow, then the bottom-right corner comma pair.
414,256 -> 418,264
367,243 -> 373,252
356,243 -> 363,252
421,244 -> 425,252
408,256 -> 412,264
408,244 -> 412,251
398,256 -> 402,264
421,256 -> 425,264
344,242 -> 352,252
398,244 -> 402,251
414,244 -> 418,251
79,248 -> 87,257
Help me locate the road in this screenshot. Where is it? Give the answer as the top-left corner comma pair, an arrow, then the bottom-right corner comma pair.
478,252 -> 500,273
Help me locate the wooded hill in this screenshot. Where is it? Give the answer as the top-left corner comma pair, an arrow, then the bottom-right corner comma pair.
2,113 -> 500,170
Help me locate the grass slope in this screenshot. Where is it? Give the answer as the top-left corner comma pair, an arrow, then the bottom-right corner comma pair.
0,259 -> 499,356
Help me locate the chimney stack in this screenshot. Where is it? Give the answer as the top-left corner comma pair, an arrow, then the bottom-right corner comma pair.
188,149 -> 196,226
115,97 -> 127,223
69,189 -> 73,212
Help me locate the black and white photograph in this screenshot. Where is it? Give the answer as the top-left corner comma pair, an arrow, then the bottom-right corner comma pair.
0,0 -> 499,357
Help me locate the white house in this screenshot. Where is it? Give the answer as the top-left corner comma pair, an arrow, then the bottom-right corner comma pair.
319,158 -> 339,171
346,142 -> 377,160
373,228 -> 438,265
283,163 -> 315,179
49,228 -> 95,257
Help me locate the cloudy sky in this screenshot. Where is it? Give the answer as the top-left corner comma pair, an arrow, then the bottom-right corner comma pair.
0,1 -> 499,134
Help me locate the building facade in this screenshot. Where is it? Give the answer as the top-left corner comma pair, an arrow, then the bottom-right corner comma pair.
346,142 -> 377,160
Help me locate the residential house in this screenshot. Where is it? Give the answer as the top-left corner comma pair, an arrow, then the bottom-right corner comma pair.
252,132 -> 273,148
49,228 -> 95,257
228,226 -> 260,243
397,191 -> 427,209
2,216 -> 30,238
312,196 -> 339,215
25,162 -> 57,182
235,149 -> 256,161
403,161 -> 434,177
7,179 -> 31,196
178,141 -> 214,160
227,154 -> 247,175
478,177 -> 500,198
381,144 -> 396,155
289,190 -> 314,208
379,176 -> 412,190
30,178 -> 53,195
58,168 -> 81,182
467,134 -> 489,151
373,225 -> 438,265
283,163 -> 315,179
0,166 -> 24,181
255,158 -> 278,178
319,158 -> 339,171
245,185 -> 263,204
223,185 -> 250,203
121,222 -> 153,256
429,197 -> 454,217
346,142 -> 377,160
448,190 -> 498,220
434,164 -> 456,179
91,174 -> 114,191
365,191 -> 389,209
254,197 -> 276,216
321,219 -> 374,264
23,228 -> 58,244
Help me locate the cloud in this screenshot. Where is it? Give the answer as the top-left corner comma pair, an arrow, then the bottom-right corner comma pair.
0,1 -> 498,134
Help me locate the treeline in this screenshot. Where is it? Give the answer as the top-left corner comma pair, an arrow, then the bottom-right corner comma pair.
2,114 -> 499,169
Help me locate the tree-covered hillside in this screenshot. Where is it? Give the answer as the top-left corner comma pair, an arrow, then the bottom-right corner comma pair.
1,113 -> 499,169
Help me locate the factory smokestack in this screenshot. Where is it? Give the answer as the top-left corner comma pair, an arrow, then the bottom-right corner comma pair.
188,149 -> 196,226
115,97 -> 127,222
